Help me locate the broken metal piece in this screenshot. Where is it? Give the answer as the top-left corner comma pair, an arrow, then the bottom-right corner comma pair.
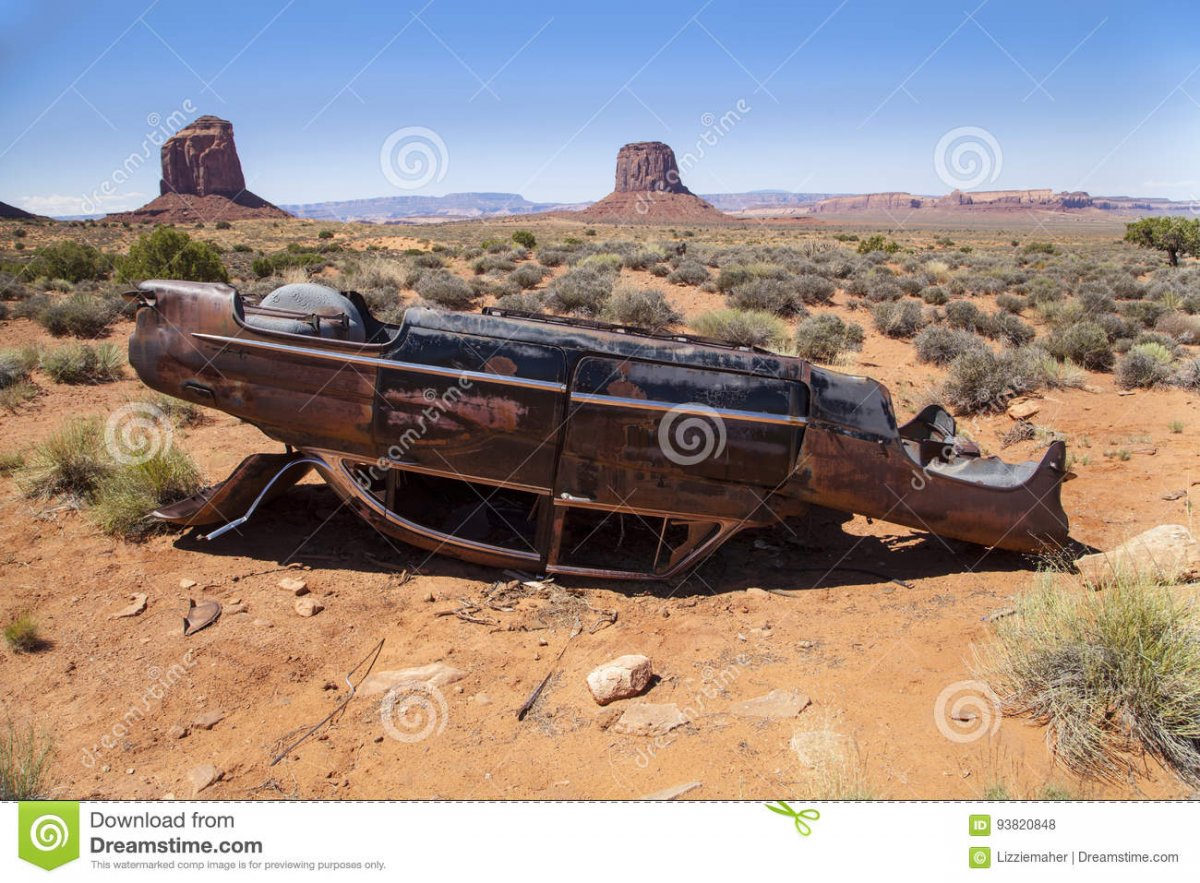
183,598 -> 221,636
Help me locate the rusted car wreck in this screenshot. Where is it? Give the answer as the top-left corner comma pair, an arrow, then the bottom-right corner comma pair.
127,280 -> 1070,579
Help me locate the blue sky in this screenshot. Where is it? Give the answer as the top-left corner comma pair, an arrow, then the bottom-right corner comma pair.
2,0 -> 1198,215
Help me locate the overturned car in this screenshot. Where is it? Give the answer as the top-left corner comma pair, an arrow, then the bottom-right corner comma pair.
126,280 -> 1070,580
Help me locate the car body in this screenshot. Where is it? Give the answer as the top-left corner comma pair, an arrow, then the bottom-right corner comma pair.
126,280 -> 1071,580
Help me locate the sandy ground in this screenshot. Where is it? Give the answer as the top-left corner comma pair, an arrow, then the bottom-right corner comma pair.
1,274 -> 1198,801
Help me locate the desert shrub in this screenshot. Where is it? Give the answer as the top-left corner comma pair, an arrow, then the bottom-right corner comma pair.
871,299 -> 925,338
1174,358 -> 1200,391
91,447 -> 202,538
942,347 -> 1040,413
1021,241 -> 1058,255
471,254 -> 516,274
604,285 -> 680,330
988,311 -> 1036,346
1155,311 -> 1200,344
0,272 -> 30,301
511,230 -> 536,249
40,343 -> 122,384
622,248 -> 664,270
996,293 -> 1027,314
0,720 -> 53,799
920,285 -> 949,305
691,309 -> 786,349
493,291 -> 546,313
795,274 -> 836,305
667,260 -> 710,286
251,250 -> 323,278
1118,300 -> 1166,328
1078,286 -> 1117,315
913,326 -> 987,365
979,576 -> 1200,784
793,314 -> 864,363
547,266 -> 614,316
33,293 -> 122,337
856,234 -> 899,254
346,255 -> 407,294
578,253 -> 623,274
27,240 -> 111,282
0,345 -> 38,389
537,248 -> 571,268
411,253 -> 444,269
649,263 -> 670,278
118,227 -> 228,282
414,271 -> 475,309
18,417 -> 112,500
1115,342 -> 1173,389
3,615 -> 44,654
945,300 -> 990,333
508,263 -> 548,290
715,262 -> 787,293
728,278 -> 802,317
1046,321 -> 1114,370
1036,355 -> 1088,390
863,278 -> 903,303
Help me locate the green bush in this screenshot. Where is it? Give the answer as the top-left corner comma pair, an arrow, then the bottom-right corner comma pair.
547,266 -> 615,316
666,260 -> 711,286
1114,342 -> 1173,389
856,234 -> 900,255
603,285 -> 680,330
508,263 -> 548,290
793,314 -> 864,363
40,343 -> 123,384
511,230 -> 536,249
727,278 -> 801,316
1046,321 -> 1114,371
691,309 -> 786,349
27,240 -> 111,282
0,720 -> 53,799
715,262 -> 787,293
317,229 -> 334,239
913,326 -> 987,365
33,293 -> 122,337
18,417 -> 112,500
118,227 -> 228,283
0,346 -> 38,389
251,250 -> 323,278
414,271 -> 476,309
91,447 -> 202,538
945,300 -> 990,333
871,300 -> 925,338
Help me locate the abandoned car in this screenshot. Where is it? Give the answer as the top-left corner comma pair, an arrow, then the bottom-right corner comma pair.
126,280 -> 1071,580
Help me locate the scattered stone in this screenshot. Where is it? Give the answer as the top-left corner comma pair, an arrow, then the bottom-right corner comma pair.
471,693 -> 492,706
224,602 -> 248,615
252,618 -> 273,628
192,711 -> 225,731
424,592 -> 436,603
111,593 -> 148,619
1075,524 -> 1200,586
613,703 -> 688,736
982,607 -> 1016,623
279,577 -> 308,596
167,724 -> 189,740
1162,489 -> 1187,501
586,655 -> 653,705
746,588 -> 770,597
595,709 -> 623,730
640,781 -> 702,800
294,598 -> 324,617
1006,398 -> 1041,420
730,689 -> 811,719
188,764 -> 222,796
360,662 -> 466,697
179,579 -> 197,590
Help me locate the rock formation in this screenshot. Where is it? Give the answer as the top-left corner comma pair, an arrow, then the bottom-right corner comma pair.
577,141 -> 727,223
0,200 -> 38,220
800,188 -> 1099,215
108,116 -> 288,224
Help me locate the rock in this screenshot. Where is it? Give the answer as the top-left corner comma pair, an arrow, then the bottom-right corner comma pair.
730,689 -> 811,719
471,693 -> 492,706
613,141 -> 691,194
613,703 -> 688,736
192,711 -> 225,731
746,587 -> 770,597
252,618 -> 273,628
294,598 -> 323,617
188,764 -> 222,796
360,662 -> 466,697
179,579 -> 197,590
111,593 -> 148,619
278,577 -> 308,596
577,142 -> 726,223
1006,399 -> 1041,420
1075,524 -> 1200,586
106,116 -> 288,223
224,602 -> 248,615
1161,489 -> 1186,501
586,655 -> 653,705
167,724 -> 189,740
639,781 -> 702,800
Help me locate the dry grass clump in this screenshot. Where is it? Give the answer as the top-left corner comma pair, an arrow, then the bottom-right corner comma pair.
690,308 -> 786,349
0,720 -> 53,799
39,342 -> 122,384
793,314 -> 864,363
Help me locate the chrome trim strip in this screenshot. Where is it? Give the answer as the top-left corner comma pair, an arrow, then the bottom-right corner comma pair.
570,391 -> 807,427
192,332 -> 567,392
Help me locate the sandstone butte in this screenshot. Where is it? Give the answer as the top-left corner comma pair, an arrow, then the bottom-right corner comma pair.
574,141 -> 729,223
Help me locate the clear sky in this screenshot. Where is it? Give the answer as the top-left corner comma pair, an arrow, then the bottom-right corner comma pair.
2,0 -> 1198,216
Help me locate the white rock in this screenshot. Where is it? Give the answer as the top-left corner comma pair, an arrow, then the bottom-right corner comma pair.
294,598 -> 323,617
613,703 -> 688,736
731,689 -> 811,719
279,577 -> 309,596
188,764 -> 222,796
1075,524 -> 1200,586
586,654 -> 653,706
360,662 -> 465,697
111,593 -> 148,619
